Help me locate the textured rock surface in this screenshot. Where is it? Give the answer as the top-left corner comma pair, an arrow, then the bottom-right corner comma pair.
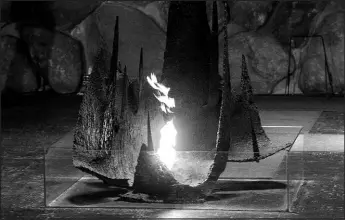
217,0 -> 344,95
298,6 -> 344,94
6,46 -> 38,93
1,26 -> 85,94
228,1 -> 272,31
120,1 -> 270,36
70,14 -> 102,75
118,1 -> 169,33
0,36 -> 17,92
1,1 -> 344,95
1,0 -> 102,31
20,27 -> 85,94
219,32 -> 292,94
46,32 -> 85,94
1,1 -> 98,94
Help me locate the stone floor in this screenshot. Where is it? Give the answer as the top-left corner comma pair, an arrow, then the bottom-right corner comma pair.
1,94 -> 344,219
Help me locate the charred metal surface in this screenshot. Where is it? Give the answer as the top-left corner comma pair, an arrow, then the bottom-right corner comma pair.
109,16 -> 119,87
132,144 -> 179,197
160,1 -> 217,153
73,16 -> 163,187
205,1 -> 233,183
131,142 -> 215,202
207,1 -> 222,108
242,55 -> 260,160
128,2 -> 252,200
73,2 -> 294,200
146,112 -> 154,151
128,48 -> 143,114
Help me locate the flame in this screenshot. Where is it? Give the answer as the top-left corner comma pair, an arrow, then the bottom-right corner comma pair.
147,73 -> 177,169
147,73 -> 175,113
157,120 -> 177,169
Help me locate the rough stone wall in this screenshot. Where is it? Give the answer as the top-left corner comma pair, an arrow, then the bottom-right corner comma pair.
1,1 -> 344,95
216,0 -> 344,95
79,0 -> 344,95
119,0 -> 344,95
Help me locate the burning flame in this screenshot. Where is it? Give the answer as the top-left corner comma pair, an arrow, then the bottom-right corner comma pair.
147,74 -> 175,113
147,73 -> 177,169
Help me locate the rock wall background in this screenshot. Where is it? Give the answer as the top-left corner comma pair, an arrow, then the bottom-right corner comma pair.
0,0 -> 344,95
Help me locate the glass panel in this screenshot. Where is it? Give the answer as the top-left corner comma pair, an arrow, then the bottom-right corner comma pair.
287,150 -> 305,212
44,146 -> 85,206
45,126 -> 303,212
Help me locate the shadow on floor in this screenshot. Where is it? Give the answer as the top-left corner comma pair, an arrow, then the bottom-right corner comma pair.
66,180 -> 287,205
213,180 -> 287,192
68,188 -> 129,205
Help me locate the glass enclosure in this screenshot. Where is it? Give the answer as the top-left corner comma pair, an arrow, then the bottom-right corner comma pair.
44,126 -> 304,212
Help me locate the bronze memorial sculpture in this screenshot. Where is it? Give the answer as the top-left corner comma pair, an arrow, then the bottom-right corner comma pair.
73,1 -> 293,202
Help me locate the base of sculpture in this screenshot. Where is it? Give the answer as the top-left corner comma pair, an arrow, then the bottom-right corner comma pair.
45,126 -> 304,211
45,174 -> 303,212
45,149 -> 304,211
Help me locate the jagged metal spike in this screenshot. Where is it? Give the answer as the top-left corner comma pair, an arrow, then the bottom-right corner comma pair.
207,1 -> 232,182
207,0 -> 221,107
216,0 -> 232,148
212,1 -> 218,36
110,16 -> 119,85
147,112 -> 154,151
250,116 -> 260,162
118,61 -> 122,75
123,65 -> 127,75
138,48 -> 144,97
241,55 -> 254,103
211,1 -> 219,74
241,54 -> 260,161
225,1 -> 231,22
89,46 -> 109,102
120,65 -> 128,119
222,1 -> 231,93
95,48 -> 119,153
